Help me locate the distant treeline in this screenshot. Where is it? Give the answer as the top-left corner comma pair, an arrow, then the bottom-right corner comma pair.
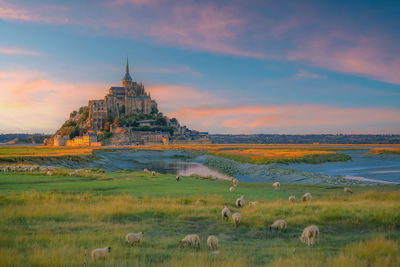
210,134 -> 400,144
0,134 -> 51,144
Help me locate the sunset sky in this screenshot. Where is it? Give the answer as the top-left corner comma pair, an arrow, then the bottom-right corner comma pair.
0,0 -> 399,134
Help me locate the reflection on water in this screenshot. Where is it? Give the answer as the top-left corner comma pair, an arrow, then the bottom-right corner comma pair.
57,149 -> 400,184
85,150 -> 230,180
176,162 -> 231,180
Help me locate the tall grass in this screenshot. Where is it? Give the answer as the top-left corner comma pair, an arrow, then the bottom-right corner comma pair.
0,189 -> 399,266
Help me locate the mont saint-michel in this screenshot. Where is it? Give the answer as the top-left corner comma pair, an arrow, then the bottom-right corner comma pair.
44,59 -> 211,146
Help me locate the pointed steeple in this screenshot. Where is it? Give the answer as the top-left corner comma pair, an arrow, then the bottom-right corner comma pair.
125,57 -> 130,74
123,56 -> 132,88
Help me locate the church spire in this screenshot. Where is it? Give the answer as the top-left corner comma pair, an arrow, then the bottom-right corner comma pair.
123,57 -> 132,88
125,57 -> 130,74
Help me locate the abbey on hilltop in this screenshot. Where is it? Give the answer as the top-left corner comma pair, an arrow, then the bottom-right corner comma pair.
46,58 -> 211,146
88,58 -> 158,129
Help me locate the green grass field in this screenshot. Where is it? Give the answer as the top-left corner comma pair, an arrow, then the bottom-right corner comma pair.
0,170 -> 399,266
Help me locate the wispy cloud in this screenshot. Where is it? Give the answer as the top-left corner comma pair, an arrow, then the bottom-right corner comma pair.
293,69 -> 325,79
147,84 -> 225,115
137,66 -> 202,77
171,105 -> 400,134
288,31 -> 400,85
0,68 -> 104,133
0,0 -> 69,23
0,46 -> 41,56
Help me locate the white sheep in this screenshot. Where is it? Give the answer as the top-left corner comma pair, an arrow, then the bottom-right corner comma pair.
143,168 -> 150,173
300,225 -> 319,245
248,201 -> 258,206
178,234 -> 200,249
221,205 -> 231,221
229,186 -> 235,193
91,246 -> 111,261
46,171 -> 52,176
151,171 -> 156,176
232,178 -> 238,187
272,182 -> 280,189
270,219 -> 287,231
289,196 -> 296,203
301,193 -> 312,202
344,187 -> 353,194
207,235 -> 219,251
232,212 -> 241,227
236,195 -> 245,208
176,175 -> 180,181
126,232 -> 144,246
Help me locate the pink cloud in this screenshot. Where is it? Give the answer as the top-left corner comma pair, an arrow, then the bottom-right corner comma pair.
171,105 -> 400,134
0,46 -> 41,56
142,3 -> 265,58
288,32 -> 400,85
146,84 -> 226,115
0,68 -> 105,133
0,0 -> 69,23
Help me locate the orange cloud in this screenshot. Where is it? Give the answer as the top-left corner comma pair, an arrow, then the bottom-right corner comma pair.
0,68 -> 105,133
171,105 -> 400,134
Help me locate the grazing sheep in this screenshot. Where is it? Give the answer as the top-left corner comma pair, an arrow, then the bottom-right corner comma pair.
344,187 -> 353,194
301,193 -> 312,202
207,235 -> 219,251
176,175 -> 180,181
229,186 -> 235,193
248,201 -> 258,206
143,168 -> 150,173
300,225 -> 320,245
178,234 -> 200,249
272,182 -> 280,189
151,171 -> 156,176
236,195 -> 245,208
232,213 -> 241,227
91,247 -> 111,261
221,206 -> 231,221
232,178 -> 238,187
126,232 -> 144,246
289,196 -> 296,203
270,219 -> 287,231
46,171 -> 52,176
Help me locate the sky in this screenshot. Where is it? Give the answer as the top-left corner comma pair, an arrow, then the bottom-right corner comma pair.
0,0 -> 399,134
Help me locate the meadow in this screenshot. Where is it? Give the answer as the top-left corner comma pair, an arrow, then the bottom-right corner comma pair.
0,146 -> 94,163
206,148 -> 351,165
0,169 -> 399,266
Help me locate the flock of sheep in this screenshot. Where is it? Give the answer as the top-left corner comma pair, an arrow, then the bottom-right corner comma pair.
90,173 -> 353,261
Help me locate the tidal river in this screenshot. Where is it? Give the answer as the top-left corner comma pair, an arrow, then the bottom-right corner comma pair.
59,149 -> 400,185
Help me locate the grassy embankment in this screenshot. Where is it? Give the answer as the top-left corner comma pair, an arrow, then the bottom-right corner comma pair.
207,148 -> 351,165
369,148 -> 400,155
0,146 -> 95,164
135,144 -> 353,164
0,170 -> 399,266
0,145 -> 353,166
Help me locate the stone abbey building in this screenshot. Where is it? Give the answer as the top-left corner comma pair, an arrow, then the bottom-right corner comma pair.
88,59 -> 157,129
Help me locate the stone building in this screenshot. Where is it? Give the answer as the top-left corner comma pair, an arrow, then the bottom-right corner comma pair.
66,134 -> 101,147
88,59 -> 157,129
